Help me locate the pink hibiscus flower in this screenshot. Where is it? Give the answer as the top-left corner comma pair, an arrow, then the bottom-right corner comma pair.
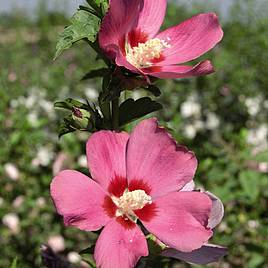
98,0 -> 223,79
50,118 -> 222,268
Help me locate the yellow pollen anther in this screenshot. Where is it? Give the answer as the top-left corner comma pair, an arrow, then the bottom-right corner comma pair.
125,38 -> 170,68
112,190 -> 152,221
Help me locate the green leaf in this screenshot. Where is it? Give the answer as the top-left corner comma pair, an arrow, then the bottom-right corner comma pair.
58,119 -> 76,138
80,246 -> 96,268
82,68 -> 110,80
79,5 -> 99,17
239,170 -> 260,202
247,253 -> 265,268
55,98 -> 103,136
86,0 -> 109,15
54,98 -> 88,111
54,10 -> 100,59
252,150 -> 268,162
79,245 -> 95,255
10,258 -> 17,268
143,84 -> 161,97
119,97 -> 162,126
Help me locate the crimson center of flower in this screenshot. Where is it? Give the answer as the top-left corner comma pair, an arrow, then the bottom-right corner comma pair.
125,38 -> 170,69
111,189 -> 152,222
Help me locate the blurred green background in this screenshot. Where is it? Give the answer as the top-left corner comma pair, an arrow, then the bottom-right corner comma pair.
1,0 -> 268,267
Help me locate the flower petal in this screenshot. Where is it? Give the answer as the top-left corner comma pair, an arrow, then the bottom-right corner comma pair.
136,0 -> 167,38
127,118 -> 197,198
141,191 -> 213,252
181,180 -> 195,191
86,131 -> 129,193
144,60 -> 214,78
50,170 -> 110,231
162,244 -> 227,265
94,218 -> 148,268
115,49 -> 140,72
206,191 -> 224,229
99,0 -> 143,58
156,13 -> 223,65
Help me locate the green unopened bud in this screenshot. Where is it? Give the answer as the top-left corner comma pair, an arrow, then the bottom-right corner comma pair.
72,107 -> 93,130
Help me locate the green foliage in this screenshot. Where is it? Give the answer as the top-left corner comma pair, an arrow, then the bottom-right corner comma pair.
55,98 -> 101,137
54,98 -> 89,110
1,1 -> 268,268
119,98 -> 162,126
85,0 -> 109,16
79,245 -> 96,267
82,68 -> 110,80
239,170 -> 260,202
54,10 -> 100,59
10,258 -> 17,268
144,84 -> 162,97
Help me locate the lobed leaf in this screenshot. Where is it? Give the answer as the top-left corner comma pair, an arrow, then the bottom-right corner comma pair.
54,10 -> 100,59
86,0 -> 109,15
82,68 -> 110,80
119,97 -> 162,126
143,84 -> 162,97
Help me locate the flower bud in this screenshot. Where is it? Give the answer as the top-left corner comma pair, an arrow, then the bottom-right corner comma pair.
72,107 -> 94,130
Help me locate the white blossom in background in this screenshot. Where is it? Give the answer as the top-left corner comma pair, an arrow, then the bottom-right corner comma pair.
218,222 -> 228,232
8,71 -> 17,82
22,87 -> 46,109
40,99 -> 55,119
85,86 -> 98,101
183,120 -> 205,139
4,163 -> 20,181
183,124 -> 197,139
247,124 -> 268,147
206,112 -> 220,130
180,94 -> 201,118
12,195 -> 25,208
67,252 -> 81,263
27,112 -> 39,127
193,119 -> 205,131
221,263 -> 231,268
47,235 -> 65,252
32,147 -> 54,167
247,220 -> 260,229
36,197 -> 46,208
78,155 -> 88,168
2,213 -> 20,234
10,99 -> 19,108
25,95 -> 37,109
10,87 -> 55,122
258,162 -> 268,173
40,99 -> 53,113
244,96 -> 262,116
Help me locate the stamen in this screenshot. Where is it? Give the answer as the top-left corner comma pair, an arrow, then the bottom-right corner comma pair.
125,38 -> 170,68
111,189 -> 152,222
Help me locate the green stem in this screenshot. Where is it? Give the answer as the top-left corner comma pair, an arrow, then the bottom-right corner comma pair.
112,98 -> 119,130
86,40 -> 110,66
100,100 -> 111,122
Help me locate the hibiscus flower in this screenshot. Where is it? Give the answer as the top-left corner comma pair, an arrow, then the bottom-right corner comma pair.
98,0 -> 223,79
50,118 -> 224,268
